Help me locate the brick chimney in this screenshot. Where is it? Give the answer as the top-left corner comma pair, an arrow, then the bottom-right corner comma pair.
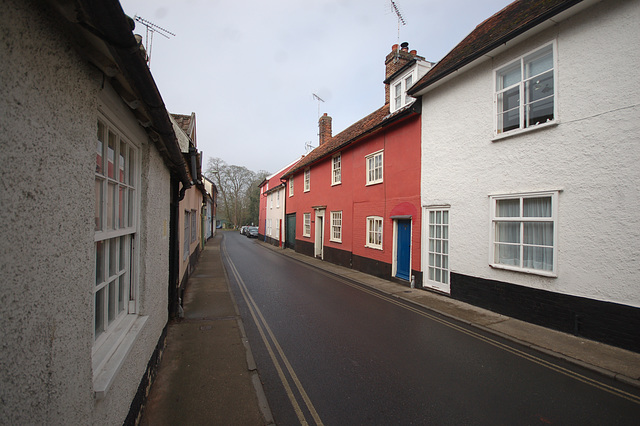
319,113 -> 332,146
385,42 -> 424,105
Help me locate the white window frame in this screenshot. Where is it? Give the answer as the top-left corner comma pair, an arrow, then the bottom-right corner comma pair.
365,216 -> 383,250
270,193 -> 273,209
391,69 -> 417,113
289,177 -> 294,197
275,219 -> 280,240
332,153 -> 341,186
426,208 -> 450,287
494,42 -> 557,138
276,190 -> 280,208
303,213 -> 311,237
183,210 -> 190,261
268,218 -> 272,236
365,150 -> 384,186
489,191 -> 559,276
190,209 -> 197,243
304,168 -> 310,192
93,113 -> 144,398
330,211 -> 342,243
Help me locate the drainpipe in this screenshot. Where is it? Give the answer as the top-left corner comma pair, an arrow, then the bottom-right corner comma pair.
168,175 -> 180,318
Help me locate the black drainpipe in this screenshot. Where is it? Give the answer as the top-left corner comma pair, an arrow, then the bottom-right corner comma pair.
168,174 -> 186,319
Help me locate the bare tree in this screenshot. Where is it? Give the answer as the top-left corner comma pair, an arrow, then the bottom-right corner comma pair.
205,157 -> 262,228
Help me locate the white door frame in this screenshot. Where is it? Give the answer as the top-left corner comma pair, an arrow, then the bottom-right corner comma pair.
314,208 -> 325,259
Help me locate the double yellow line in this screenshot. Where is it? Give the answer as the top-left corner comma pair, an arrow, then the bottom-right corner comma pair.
223,243 -> 324,425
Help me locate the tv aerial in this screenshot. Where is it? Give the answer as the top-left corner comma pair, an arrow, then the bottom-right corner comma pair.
389,1 -> 406,62
134,15 -> 175,68
305,141 -> 316,154
312,93 -> 325,119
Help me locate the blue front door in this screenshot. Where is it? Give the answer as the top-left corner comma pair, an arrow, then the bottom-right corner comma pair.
396,220 -> 411,281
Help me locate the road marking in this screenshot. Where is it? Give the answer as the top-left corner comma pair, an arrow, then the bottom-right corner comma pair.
294,261 -> 640,405
223,243 -> 324,425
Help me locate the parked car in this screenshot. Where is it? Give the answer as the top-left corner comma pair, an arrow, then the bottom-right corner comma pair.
240,226 -> 247,235
246,226 -> 258,238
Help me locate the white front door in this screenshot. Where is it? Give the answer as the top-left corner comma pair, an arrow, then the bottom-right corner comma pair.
314,209 -> 324,259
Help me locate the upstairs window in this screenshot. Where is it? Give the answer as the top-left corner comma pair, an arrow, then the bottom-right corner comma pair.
289,177 -> 293,197
366,150 -> 383,185
304,168 -> 310,192
495,43 -> 555,135
332,154 -> 341,185
391,71 -> 415,113
276,191 -> 280,208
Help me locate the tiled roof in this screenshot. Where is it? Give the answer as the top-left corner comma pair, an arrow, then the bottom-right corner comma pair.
409,0 -> 582,95
171,113 -> 193,137
285,103 -> 418,177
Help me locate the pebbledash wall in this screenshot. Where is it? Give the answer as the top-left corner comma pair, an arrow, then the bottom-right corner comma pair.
418,0 -> 640,351
0,0 -> 171,423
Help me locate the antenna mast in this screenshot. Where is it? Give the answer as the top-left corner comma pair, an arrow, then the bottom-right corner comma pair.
312,93 -> 325,119
389,0 -> 406,62
134,15 -> 176,68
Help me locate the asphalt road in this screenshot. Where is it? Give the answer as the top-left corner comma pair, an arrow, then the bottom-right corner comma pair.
222,231 -> 640,425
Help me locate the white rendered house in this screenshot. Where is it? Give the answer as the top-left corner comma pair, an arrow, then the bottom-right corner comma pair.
409,0 -> 640,352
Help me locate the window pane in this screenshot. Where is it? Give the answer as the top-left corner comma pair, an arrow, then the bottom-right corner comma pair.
496,243 -> 520,266
524,246 -> 553,271
108,280 -> 116,324
429,267 -> 434,280
435,225 -> 441,238
119,141 -> 127,183
127,190 -> 135,227
496,199 -> 520,217
128,148 -> 135,185
442,210 -> 448,224
97,121 -> 105,175
442,225 -> 448,239
429,239 -> 435,252
119,186 -> 126,229
523,222 -> 553,245
95,179 -> 103,231
436,211 -> 441,224
523,197 -> 551,217
119,236 -> 127,272
498,63 -> 521,89
496,222 -> 520,243
107,182 -> 116,229
109,239 -> 117,276
96,241 -> 105,284
107,131 -> 116,179
443,255 -> 449,269
443,240 -> 448,254
95,289 -> 105,339
118,275 -> 126,313
435,240 -> 441,253
526,47 -> 553,78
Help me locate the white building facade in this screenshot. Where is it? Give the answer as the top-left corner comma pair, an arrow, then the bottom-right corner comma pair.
411,0 -> 640,352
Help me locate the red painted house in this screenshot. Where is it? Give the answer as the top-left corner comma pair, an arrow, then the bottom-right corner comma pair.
283,44 -> 433,287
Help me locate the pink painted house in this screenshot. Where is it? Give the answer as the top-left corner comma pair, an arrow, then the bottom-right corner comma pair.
283,44 -> 433,287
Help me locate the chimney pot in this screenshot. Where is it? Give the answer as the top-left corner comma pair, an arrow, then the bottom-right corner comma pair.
401,41 -> 409,51
410,49 -> 417,56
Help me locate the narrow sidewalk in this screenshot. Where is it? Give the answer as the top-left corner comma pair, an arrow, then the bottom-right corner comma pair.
258,240 -> 640,389
140,233 -> 272,425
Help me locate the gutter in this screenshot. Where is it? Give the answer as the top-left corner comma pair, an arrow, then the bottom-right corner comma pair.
72,0 -> 192,188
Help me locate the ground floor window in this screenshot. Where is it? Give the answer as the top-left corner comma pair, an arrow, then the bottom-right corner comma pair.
303,213 -> 311,237
95,117 -> 138,342
427,209 -> 449,285
366,216 -> 383,249
490,191 -> 557,275
330,211 -> 342,242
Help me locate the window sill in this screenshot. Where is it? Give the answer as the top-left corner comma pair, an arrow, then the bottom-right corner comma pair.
365,244 -> 383,251
489,263 -> 557,278
331,182 -> 341,187
330,239 -> 342,244
492,120 -> 558,142
365,181 -> 383,187
92,315 -> 148,400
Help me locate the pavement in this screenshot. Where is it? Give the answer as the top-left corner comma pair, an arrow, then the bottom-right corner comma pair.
140,231 -> 640,425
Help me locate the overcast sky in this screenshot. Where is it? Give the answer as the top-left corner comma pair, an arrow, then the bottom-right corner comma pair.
119,0 -> 513,175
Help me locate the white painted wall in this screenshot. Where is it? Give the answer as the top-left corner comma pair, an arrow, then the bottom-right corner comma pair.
420,0 -> 640,307
265,186 -> 286,244
0,0 -> 171,423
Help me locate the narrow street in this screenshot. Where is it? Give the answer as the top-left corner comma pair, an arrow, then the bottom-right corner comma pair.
221,232 -> 640,425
